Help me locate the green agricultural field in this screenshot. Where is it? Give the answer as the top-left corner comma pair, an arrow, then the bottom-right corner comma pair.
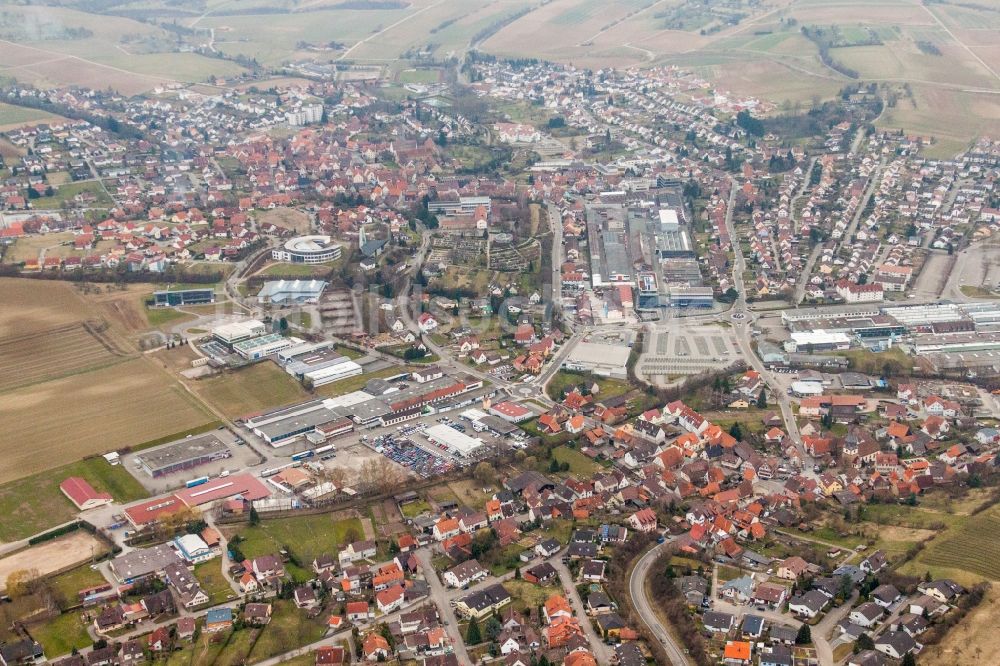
233,515 -> 364,580
28,181 -> 113,209
334,344 -> 364,360
192,363 -> 310,419
0,102 -> 64,129
164,624 -> 228,666
49,565 -> 108,609
862,503 -> 961,530
545,370 -> 630,401
400,498 -> 432,518
210,630 -> 258,666
0,457 -> 148,542
145,305 -> 195,328
314,366 -> 403,398
505,579 -> 553,613
398,68 -> 440,84
259,261 -> 337,277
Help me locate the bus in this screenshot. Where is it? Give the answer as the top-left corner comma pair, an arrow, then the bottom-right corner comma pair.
185,476 -> 209,488
291,449 -> 315,462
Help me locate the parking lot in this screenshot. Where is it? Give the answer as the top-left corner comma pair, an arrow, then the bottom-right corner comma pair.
636,323 -> 739,385
369,433 -> 457,478
364,412 -> 502,477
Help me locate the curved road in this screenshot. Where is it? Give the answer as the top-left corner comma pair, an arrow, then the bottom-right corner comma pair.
629,542 -> 692,666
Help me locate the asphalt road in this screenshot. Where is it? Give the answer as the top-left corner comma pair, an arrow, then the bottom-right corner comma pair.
629,541 -> 693,666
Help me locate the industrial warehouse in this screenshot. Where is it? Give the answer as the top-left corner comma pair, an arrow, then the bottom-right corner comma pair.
256,279 -> 328,305
279,342 -> 363,387
423,423 -> 485,457
135,433 -> 232,478
233,333 -> 294,361
244,372 -> 484,446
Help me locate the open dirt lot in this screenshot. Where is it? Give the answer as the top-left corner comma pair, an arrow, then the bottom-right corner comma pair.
256,207 -> 312,235
0,358 -> 214,484
0,531 -> 107,593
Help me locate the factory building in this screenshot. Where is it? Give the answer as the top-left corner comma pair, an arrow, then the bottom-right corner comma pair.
667,286 -> 714,308
213,320 -> 266,345
786,331 -> 852,353
233,333 -> 294,360
153,288 -> 215,307
424,424 -> 485,458
563,341 -> 632,378
136,433 -> 232,478
256,279 -> 328,305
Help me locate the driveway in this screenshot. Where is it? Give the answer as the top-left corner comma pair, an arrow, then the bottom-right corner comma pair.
551,556 -> 614,663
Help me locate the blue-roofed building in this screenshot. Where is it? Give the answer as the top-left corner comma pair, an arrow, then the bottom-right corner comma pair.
833,564 -> 865,584
720,575 -> 754,604
205,607 -> 233,633
742,613 -> 766,638
361,238 -> 389,258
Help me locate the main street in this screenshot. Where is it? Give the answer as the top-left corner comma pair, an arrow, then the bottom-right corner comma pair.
722,179 -> 812,473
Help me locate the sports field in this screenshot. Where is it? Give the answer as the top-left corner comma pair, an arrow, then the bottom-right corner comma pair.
0,531 -> 108,593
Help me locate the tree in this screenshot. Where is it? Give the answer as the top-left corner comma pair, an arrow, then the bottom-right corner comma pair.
484,616 -> 503,641
901,653 -> 916,666
837,573 -> 853,601
4,569 -> 39,599
855,633 -> 874,651
352,627 -> 363,659
756,391 -> 767,409
736,110 -> 765,137
728,422 -> 744,441
466,616 -> 482,645
473,462 -> 496,484
249,505 -> 260,526
796,624 -> 812,645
